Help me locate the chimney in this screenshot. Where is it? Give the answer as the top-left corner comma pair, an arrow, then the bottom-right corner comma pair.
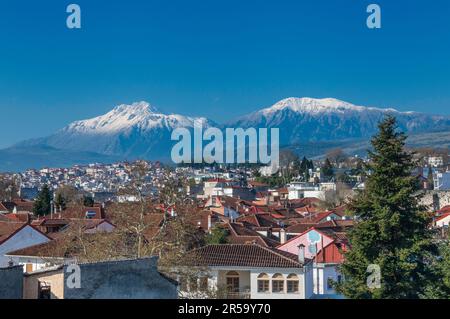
50,200 -> 54,219
297,244 -> 305,265
207,214 -> 212,230
280,228 -> 287,244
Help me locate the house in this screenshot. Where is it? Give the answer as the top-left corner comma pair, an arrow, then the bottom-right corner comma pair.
434,171 -> 450,190
5,237 -> 72,272
1,199 -> 35,214
0,222 -> 52,268
179,243 -> 314,299
32,218 -> 115,235
203,178 -> 236,198
6,219 -> 116,272
277,227 -> 349,298
224,223 -> 280,247
435,212 -> 450,228
22,257 -> 178,299
427,156 -> 444,168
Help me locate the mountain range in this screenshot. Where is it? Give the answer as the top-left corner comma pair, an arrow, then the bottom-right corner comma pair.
2,98 -> 450,171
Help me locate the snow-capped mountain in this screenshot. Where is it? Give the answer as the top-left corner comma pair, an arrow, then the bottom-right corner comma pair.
229,97 -> 450,144
5,97 -> 450,171
17,101 -> 214,160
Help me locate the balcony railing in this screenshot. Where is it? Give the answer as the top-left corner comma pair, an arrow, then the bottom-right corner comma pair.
226,290 -> 251,299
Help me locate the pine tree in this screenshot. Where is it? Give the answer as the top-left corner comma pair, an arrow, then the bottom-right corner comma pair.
300,156 -> 310,181
321,158 -> 334,180
337,116 -> 441,299
83,195 -> 94,207
33,185 -> 52,216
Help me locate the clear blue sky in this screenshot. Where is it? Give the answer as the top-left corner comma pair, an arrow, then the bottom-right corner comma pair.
0,0 -> 449,148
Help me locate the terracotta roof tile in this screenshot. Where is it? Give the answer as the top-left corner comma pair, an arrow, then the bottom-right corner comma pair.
184,244 -> 309,268
0,222 -> 27,244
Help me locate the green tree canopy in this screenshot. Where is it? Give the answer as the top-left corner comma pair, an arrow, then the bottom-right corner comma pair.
205,226 -> 229,245
337,116 -> 444,299
33,185 -> 52,216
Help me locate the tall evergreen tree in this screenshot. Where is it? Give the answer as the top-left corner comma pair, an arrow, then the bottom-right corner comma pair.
83,195 -> 95,207
33,185 -> 52,216
337,116 -> 441,299
321,158 -> 334,180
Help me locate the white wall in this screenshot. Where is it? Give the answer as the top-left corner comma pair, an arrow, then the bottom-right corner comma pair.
435,172 -> 450,190
303,190 -> 326,201
313,264 -> 341,296
436,215 -> 450,227
249,268 -> 308,299
0,226 -> 50,268
8,256 -> 64,272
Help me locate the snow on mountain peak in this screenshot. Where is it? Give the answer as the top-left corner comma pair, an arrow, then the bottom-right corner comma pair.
262,97 -> 398,114
112,101 -> 159,114
64,101 -> 206,134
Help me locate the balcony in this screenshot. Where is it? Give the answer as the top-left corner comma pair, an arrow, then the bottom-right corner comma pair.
225,289 -> 251,299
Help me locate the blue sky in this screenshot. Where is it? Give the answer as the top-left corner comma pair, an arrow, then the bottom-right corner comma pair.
0,0 -> 449,148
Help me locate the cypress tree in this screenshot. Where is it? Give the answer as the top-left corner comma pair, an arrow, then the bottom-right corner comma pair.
337,116 -> 441,299
33,185 -> 52,216
321,158 -> 334,180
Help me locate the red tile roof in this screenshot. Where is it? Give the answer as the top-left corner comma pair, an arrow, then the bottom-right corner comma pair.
6,239 -> 65,258
3,212 -> 31,223
0,222 -> 51,245
286,223 -> 316,234
184,244 -> 310,268
436,212 -> 450,222
0,222 -> 27,245
226,223 -> 280,248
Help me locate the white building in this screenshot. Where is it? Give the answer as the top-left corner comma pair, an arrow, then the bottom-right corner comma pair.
427,156 -> 444,168
0,222 -> 51,268
287,182 -> 336,201
434,171 -> 450,190
435,213 -> 450,228
179,244 -> 314,299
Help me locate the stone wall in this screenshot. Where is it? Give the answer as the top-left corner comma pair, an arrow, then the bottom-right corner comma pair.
0,265 -> 23,299
63,257 -> 178,299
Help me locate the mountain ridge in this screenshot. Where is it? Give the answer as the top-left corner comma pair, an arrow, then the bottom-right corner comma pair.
3,97 -> 450,171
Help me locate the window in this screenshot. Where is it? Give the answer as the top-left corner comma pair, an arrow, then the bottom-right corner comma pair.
287,274 -> 299,293
226,271 -> 240,293
272,273 -> 284,293
257,273 -> 270,293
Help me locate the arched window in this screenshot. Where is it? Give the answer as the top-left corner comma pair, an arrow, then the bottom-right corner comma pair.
257,273 -> 269,293
287,274 -> 299,293
226,271 -> 239,293
272,273 -> 284,293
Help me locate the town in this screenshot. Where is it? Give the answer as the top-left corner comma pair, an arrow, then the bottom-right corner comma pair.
1,118 -> 449,299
